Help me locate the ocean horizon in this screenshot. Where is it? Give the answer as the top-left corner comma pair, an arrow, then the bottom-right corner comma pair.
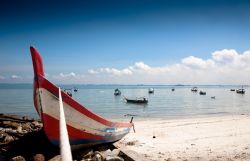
0,83 -> 249,120
0,83 -> 249,88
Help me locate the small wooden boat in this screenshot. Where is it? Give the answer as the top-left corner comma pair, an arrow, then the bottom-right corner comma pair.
191,87 -> 198,92
114,88 -> 121,96
124,97 -> 148,104
148,88 -> 154,94
30,47 -> 132,148
63,89 -> 73,97
236,88 -> 245,94
199,91 -> 206,95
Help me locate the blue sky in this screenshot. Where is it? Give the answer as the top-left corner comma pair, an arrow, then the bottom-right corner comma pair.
1,0 -> 250,84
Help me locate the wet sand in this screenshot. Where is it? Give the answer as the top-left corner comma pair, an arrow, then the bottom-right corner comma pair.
115,114 -> 250,161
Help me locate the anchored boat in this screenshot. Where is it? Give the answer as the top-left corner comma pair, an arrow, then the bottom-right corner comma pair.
199,90 -> 206,95
191,87 -> 198,92
30,46 -> 133,148
148,88 -> 154,94
124,97 -> 148,104
236,88 -> 245,94
114,88 -> 121,96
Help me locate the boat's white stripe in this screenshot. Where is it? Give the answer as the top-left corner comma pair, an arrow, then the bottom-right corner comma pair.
37,88 -> 129,136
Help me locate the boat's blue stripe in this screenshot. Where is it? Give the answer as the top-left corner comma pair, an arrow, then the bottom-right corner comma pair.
51,133 -> 128,146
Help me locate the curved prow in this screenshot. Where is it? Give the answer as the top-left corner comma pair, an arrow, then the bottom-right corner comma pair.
30,46 -> 44,115
30,46 -> 44,77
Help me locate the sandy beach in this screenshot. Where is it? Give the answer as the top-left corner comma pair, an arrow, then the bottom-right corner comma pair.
1,114 -> 250,161
115,114 -> 250,161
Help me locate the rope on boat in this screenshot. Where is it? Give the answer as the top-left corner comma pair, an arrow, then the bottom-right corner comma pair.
59,88 -> 73,161
130,117 -> 136,133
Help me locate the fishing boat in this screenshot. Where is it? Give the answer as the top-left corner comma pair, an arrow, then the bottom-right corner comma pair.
124,97 -> 148,104
236,87 -> 245,94
63,89 -> 73,97
191,87 -> 198,92
30,46 -> 133,148
148,88 -> 154,94
114,88 -> 121,96
199,91 -> 206,95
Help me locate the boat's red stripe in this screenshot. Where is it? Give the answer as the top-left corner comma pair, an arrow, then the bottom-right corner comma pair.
42,113 -> 104,140
38,75 -> 132,128
30,46 -> 44,77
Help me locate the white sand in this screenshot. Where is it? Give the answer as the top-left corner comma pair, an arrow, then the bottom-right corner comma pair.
115,115 -> 250,161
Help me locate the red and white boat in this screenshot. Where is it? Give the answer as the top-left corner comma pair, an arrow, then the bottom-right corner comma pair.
30,46 -> 133,148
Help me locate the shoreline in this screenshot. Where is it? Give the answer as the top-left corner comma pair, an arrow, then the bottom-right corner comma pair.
115,114 -> 250,161
5,111 -> 250,122
114,112 -> 250,122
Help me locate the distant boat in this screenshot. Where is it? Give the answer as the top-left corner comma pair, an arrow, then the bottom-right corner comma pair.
148,88 -> 154,94
73,88 -> 78,92
30,46 -> 132,148
114,88 -> 121,96
191,87 -> 198,92
63,89 -> 72,97
230,89 -> 235,91
171,88 -> 175,91
211,96 -> 216,99
199,91 -> 206,95
124,97 -> 148,104
236,87 -> 245,94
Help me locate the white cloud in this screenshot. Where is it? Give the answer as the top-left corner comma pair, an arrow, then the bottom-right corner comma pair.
59,72 -> 76,78
133,62 -> 151,71
53,72 -> 77,79
122,68 -> 133,75
88,69 -> 99,74
86,49 -> 250,84
11,75 -> 22,79
212,49 -> 238,62
88,67 -> 133,76
182,56 -> 215,69
52,72 -> 85,83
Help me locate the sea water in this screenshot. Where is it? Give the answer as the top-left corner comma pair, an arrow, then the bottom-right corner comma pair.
0,84 -> 249,119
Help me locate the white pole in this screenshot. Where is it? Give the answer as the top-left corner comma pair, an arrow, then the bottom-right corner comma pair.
59,88 -> 73,161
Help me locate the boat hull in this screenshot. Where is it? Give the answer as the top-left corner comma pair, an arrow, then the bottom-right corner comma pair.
125,98 -> 148,104
30,47 -> 132,147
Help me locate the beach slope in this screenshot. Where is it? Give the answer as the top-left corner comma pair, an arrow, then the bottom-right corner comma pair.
115,115 -> 250,161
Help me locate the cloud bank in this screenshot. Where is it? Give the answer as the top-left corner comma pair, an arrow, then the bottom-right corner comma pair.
1,49 -> 250,84
86,49 -> 250,84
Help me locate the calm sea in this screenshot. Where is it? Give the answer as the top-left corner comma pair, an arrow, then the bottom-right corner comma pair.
0,84 -> 249,119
